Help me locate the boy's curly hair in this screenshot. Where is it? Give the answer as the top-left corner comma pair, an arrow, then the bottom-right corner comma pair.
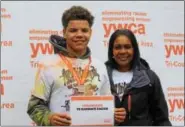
62,6 -> 94,28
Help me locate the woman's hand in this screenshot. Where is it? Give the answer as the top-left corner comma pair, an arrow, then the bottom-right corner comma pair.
114,108 -> 126,124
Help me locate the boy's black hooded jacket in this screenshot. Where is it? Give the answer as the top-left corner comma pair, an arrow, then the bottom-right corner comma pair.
105,58 -> 172,126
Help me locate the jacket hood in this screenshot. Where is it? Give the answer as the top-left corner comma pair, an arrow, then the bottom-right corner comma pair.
49,35 -> 91,59
139,58 -> 150,70
105,57 -> 151,92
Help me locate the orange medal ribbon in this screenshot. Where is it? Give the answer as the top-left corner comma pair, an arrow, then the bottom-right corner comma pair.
59,53 -> 91,85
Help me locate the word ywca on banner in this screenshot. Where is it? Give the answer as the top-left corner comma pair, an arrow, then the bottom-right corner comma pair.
169,98 -> 184,113
164,33 -> 184,68
168,86 -> 184,112
103,23 -> 146,38
30,43 -> 54,58
102,10 -> 151,38
102,10 -> 152,49
29,29 -> 63,68
167,86 -> 184,124
165,45 -> 184,58
29,29 -> 62,58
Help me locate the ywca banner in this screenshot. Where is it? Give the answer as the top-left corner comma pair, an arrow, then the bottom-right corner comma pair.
1,1 -> 184,126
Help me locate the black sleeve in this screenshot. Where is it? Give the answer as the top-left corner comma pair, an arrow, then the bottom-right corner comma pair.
149,70 -> 172,126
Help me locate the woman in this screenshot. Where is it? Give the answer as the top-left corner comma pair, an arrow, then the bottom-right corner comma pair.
105,29 -> 172,126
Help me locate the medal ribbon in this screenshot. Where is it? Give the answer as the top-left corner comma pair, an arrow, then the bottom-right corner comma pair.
59,53 -> 91,85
